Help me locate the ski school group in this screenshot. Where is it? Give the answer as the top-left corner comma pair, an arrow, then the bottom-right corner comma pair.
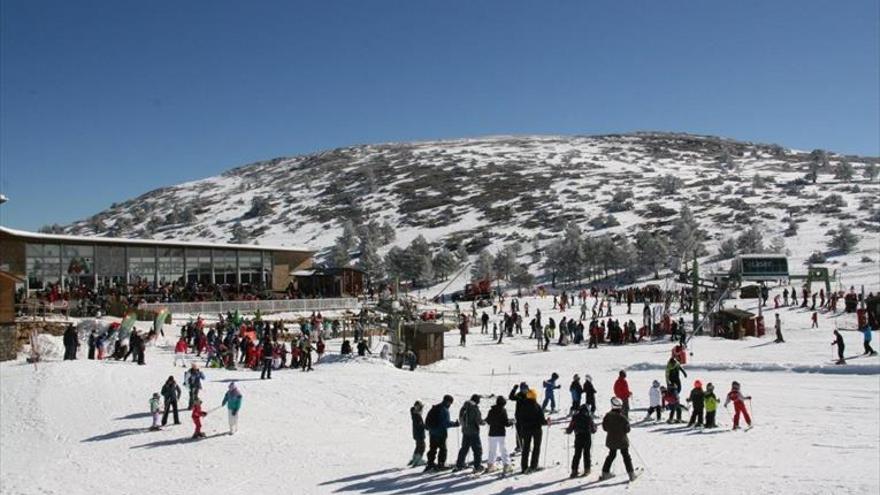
405,348 -> 755,485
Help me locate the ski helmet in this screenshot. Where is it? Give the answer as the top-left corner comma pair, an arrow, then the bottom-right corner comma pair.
470,394 -> 481,404
584,375 -> 592,383
520,382 -> 528,391
694,380 -> 702,389
610,397 -> 623,409
443,394 -> 454,404
652,380 -> 660,387
732,381 -> 740,389
496,396 -> 507,407
551,372 -> 559,380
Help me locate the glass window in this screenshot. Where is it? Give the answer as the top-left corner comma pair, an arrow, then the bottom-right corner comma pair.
26,243 -> 61,290
239,251 -> 262,285
128,246 -> 157,284
96,246 -> 126,277
185,249 -> 212,284
213,249 -> 237,285
157,247 -> 184,284
263,252 -> 273,287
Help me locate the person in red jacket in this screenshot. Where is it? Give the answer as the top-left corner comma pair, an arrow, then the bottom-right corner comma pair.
191,399 -> 208,438
174,336 -> 188,367
613,370 -> 632,418
723,381 -> 752,430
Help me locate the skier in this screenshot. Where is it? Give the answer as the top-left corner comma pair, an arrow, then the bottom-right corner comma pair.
459,316 -> 469,347
665,356 -> 687,393
149,392 -> 161,431
485,396 -> 513,475
723,381 -> 752,430
569,374 -> 583,414
423,395 -> 460,472
543,324 -> 551,351
774,314 -> 785,343
518,388 -> 547,474
565,404 -> 597,478
644,380 -> 662,422
87,330 -> 96,360
703,383 -> 719,428
174,336 -> 188,367
508,382 -> 529,453
455,395 -> 485,473
481,312 -> 489,334
221,382 -> 242,435
831,329 -> 846,364
191,399 -> 207,439
613,370 -> 632,418
409,401 -> 426,467
583,375 -> 597,415
260,336 -> 273,379
160,375 -> 182,426
686,380 -> 705,427
184,363 -> 205,409
662,385 -> 682,423
811,311 -> 819,329
600,398 -> 637,482
542,373 -> 561,413
860,324 -> 876,355
357,339 -> 372,357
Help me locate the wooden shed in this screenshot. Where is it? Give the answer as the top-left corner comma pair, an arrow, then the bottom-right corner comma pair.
291,267 -> 365,298
712,308 -> 759,339
399,321 -> 448,366
0,271 -> 24,324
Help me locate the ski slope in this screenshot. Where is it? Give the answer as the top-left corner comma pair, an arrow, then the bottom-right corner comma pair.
1,291 -> 878,495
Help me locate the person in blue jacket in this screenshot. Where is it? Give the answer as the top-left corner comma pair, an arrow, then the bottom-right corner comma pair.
861,324 -> 876,355
423,395 -> 460,472
542,372 -> 561,413
221,381 -> 243,434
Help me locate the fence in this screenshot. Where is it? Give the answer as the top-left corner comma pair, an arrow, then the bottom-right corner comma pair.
137,298 -> 361,316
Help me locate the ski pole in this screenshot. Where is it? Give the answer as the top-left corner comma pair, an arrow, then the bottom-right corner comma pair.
543,421 -> 551,468
629,439 -> 649,475
489,369 -> 495,396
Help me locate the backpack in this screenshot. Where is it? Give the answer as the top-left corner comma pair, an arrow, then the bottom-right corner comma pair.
425,404 -> 442,429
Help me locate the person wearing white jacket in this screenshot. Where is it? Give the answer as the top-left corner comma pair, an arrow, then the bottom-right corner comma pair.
644,380 -> 662,421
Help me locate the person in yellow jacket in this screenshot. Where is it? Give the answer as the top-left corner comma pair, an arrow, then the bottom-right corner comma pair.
703,383 -> 719,428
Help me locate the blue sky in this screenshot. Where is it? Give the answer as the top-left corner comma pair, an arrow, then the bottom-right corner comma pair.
1,0 -> 878,230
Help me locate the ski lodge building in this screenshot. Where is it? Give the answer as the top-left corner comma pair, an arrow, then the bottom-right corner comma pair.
0,226 -> 314,293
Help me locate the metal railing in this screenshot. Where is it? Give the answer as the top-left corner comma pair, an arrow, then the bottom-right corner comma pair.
138,298 -> 361,315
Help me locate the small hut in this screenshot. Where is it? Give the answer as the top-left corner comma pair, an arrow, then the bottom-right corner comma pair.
712,308 -> 759,339
0,271 -> 24,324
391,320 -> 447,366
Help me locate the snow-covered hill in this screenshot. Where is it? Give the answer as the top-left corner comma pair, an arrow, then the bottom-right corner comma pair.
54,133 -> 880,281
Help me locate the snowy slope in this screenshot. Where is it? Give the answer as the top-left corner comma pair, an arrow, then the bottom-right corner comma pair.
2,290 -> 878,495
53,133 -> 880,279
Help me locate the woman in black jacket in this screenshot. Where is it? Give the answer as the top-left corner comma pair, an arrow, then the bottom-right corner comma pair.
485,396 -> 513,474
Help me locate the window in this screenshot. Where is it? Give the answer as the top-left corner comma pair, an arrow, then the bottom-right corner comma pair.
128,246 -> 157,284
185,249 -> 212,284
239,251 -> 262,285
213,249 -> 237,285
157,248 -> 184,284
26,243 -> 61,290
96,245 -> 126,286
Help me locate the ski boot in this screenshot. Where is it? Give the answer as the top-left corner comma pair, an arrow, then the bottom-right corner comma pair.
628,470 -> 639,482
412,455 -> 426,467
599,472 -> 614,481
472,466 -> 485,475
502,465 -> 512,476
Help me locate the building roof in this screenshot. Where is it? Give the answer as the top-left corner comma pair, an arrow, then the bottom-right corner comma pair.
717,308 -> 756,319
0,226 -> 312,254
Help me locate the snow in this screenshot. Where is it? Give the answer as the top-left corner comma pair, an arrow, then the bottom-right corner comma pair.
2,287 -> 878,495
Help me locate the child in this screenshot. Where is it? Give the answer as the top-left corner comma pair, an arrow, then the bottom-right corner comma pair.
704,383 -> 719,428
645,380 -> 662,421
409,401 -> 426,467
569,375 -> 583,415
686,380 -> 704,427
221,382 -> 243,435
174,336 -> 188,367
542,373 -> 561,413
149,393 -> 161,430
191,399 -> 208,438
723,381 -> 752,430
661,386 -> 682,424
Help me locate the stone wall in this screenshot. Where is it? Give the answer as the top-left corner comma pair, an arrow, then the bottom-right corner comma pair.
0,320 -> 69,361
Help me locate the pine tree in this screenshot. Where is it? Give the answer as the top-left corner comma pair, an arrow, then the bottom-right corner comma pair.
736,224 -> 764,254
634,230 -> 669,278
717,237 -> 737,260
432,248 -> 459,281
414,253 -> 435,287
669,204 -> 707,267
471,250 -> 495,281
833,161 -> 855,182
864,163 -> 879,182
455,243 -> 469,263
827,224 -> 859,254
531,235 -> 542,265
380,221 -> 396,245
510,264 -> 535,289
384,246 -> 408,281
339,219 -> 358,252
768,236 -> 787,255
328,240 -> 350,268
357,238 -> 385,280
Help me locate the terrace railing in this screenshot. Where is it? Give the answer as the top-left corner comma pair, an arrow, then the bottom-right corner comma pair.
138,297 -> 361,315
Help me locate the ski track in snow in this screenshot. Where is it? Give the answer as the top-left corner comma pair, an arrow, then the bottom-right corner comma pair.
2,290 -> 879,495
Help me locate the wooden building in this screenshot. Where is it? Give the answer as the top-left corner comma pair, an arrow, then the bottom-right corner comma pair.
399,321 -> 447,366
0,271 -> 24,324
712,308 -> 762,339
291,267 -> 365,298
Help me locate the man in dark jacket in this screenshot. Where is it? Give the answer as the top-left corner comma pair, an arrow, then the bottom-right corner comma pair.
517,389 -> 547,474
508,382 -> 529,453
409,401 -> 426,467
63,324 -> 78,360
600,398 -> 637,481
566,404 -> 597,478
160,376 -> 182,426
260,336 -> 273,379
454,394 -> 485,473
424,395 -> 460,472
583,375 -> 597,415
